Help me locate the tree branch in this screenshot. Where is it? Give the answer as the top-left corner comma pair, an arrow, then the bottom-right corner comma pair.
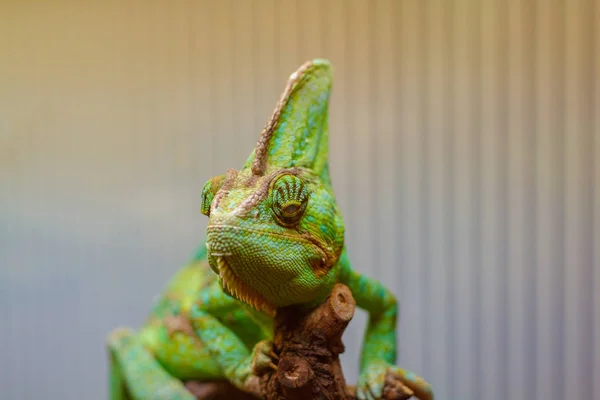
185,283 -> 413,400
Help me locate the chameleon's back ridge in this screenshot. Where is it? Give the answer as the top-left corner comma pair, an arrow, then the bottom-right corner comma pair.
107,59 -> 434,400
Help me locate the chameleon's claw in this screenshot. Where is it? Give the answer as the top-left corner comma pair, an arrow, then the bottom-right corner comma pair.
251,340 -> 279,375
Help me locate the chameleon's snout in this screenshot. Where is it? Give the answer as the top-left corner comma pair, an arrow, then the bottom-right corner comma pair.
205,225 -> 244,260
205,222 -> 331,310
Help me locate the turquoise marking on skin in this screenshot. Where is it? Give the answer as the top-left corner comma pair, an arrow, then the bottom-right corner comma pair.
189,303 -> 204,320
405,371 -> 417,382
200,290 -> 211,305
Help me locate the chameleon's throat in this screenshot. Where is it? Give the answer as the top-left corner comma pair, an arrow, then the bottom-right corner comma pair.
216,256 -> 276,316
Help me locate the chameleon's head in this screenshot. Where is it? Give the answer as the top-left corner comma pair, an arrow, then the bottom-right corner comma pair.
200,59 -> 345,315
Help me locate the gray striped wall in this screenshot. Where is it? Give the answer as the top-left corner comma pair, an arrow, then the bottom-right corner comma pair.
1,1 -> 598,399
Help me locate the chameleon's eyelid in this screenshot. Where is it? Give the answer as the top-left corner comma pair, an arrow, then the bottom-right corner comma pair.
270,173 -> 309,227
281,203 -> 301,216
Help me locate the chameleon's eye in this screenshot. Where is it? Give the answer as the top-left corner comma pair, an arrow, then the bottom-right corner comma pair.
271,174 -> 309,227
200,174 -> 226,216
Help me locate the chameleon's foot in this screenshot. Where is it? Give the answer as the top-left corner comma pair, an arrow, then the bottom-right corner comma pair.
251,340 -> 279,374
357,361 -> 433,400
382,370 -> 415,400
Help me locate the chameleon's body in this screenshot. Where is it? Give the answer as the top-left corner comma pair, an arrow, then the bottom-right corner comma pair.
107,59 -> 434,400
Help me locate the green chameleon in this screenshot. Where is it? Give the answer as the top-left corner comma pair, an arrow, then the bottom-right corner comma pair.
107,59 -> 434,400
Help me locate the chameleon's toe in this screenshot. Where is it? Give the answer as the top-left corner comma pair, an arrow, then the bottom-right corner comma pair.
357,361 -> 386,400
391,367 -> 434,400
251,339 -> 279,375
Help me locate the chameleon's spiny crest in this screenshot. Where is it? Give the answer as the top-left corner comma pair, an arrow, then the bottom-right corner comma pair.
248,59 -> 333,178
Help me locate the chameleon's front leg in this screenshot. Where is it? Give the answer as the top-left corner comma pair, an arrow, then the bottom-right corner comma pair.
339,253 -> 434,400
188,306 -> 276,396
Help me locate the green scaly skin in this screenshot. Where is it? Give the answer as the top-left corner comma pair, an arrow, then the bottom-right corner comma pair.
107,59 -> 434,400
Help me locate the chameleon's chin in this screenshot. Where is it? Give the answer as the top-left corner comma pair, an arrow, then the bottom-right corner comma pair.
216,256 -> 276,315
206,224 -> 336,310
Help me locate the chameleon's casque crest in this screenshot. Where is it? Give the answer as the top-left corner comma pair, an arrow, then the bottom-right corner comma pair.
244,59 -> 332,181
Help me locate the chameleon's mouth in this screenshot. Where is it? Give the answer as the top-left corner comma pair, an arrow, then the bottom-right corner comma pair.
216,256 -> 276,316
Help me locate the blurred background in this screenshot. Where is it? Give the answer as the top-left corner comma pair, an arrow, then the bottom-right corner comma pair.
1,1 -> 598,399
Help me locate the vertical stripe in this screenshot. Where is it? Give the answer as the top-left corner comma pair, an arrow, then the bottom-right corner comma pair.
507,1 -> 538,398
594,4 -> 600,399
480,1 -> 508,398
444,2 -> 457,397
426,0 -> 451,395
535,1 -> 566,398
419,0 -> 432,380
564,1 -> 595,398
398,0 -> 424,374
452,1 -> 479,397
